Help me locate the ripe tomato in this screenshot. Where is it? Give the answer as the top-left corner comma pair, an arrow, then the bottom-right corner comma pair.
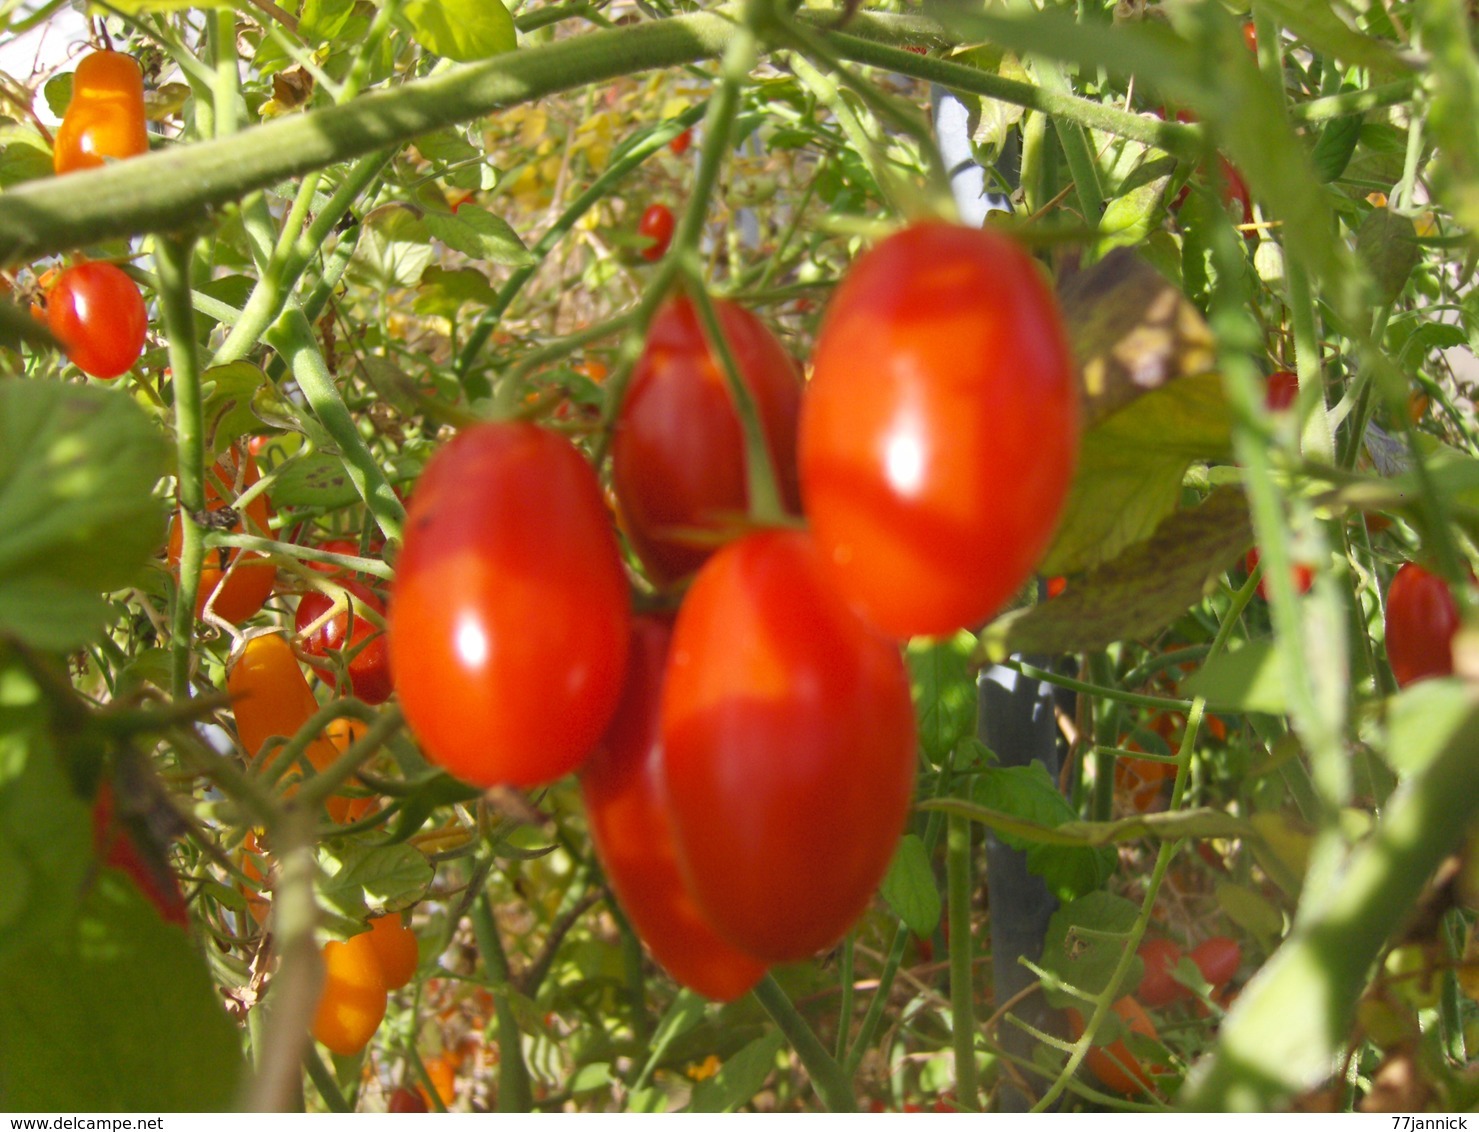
296,578 -> 394,705
1265,370 -> 1298,411
45,261 -> 147,379
661,530 -> 917,962
305,535 -> 383,578
167,446 -> 278,623
227,634 -> 339,788
612,293 -> 803,585
669,128 -> 693,156
53,50 -> 149,175
92,781 -> 188,927
581,616 -> 767,1000
240,828 -> 271,925
637,203 -> 675,262
314,931 -> 388,1056
324,717 -> 378,824
1245,547 -> 1314,601
1385,562 -> 1461,688
1066,996 -> 1161,1097
1136,937 -> 1185,1008
419,1055 -> 457,1109
1114,753 -> 1173,813
389,422 -> 630,788
799,222 -> 1079,640
1189,936 -> 1242,988
388,1087 -> 428,1113
1161,110 -> 1255,226
1242,20 -> 1258,53
365,913 -> 419,990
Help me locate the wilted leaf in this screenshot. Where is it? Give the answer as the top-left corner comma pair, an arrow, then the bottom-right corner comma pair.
982,486 -> 1251,656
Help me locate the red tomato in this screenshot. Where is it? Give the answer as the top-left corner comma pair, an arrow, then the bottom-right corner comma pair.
1385,562 -> 1461,688
1066,997 -> 1161,1097
296,578 -> 394,705
581,616 -> 767,1000
612,294 -> 803,585
1242,20 -> 1258,53
388,1087 -> 428,1113
389,422 -> 630,788
637,203 -> 675,262
53,51 -> 149,175
305,536 -> 382,577
1245,547 -> 1314,600
1265,370 -> 1298,411
1136,937 -> 1186,1008
799,222 -> 1079,640
669,128 -> 693,156
45,261 -> 147,379
167,446 -> 278,624
92,781 -> 188,927
661,530 -> 917,962
1189,936 -> 1242,988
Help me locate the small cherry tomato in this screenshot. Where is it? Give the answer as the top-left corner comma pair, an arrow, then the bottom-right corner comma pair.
1265,370 -> 1298,411
1245,547 -> 1314,600
1385,562 -> 1461,687
637,203 -> 676,262
167,446 -> 278,624
1136,937 -> 1186,1008
389,422 -> 630,788
669,128 -> 693,156
661,530 -> 917,963
1066,997 -> 1162,1097
324,718 -> 378,824
45,261 -> 147,379
613,293 -> 803,586
419,1055 -> 457,1109
92,781 -> 188,927
365,913 -> 419,990
388,1087 -> 428,1113
314,932 -> 388,1056
1189,936 -> 1242,988
581,616 -> 767,1001
305,535 -> 382,578
1114,754 -> 1173,813
296,578 -> 394,705
1242,20 -> 1258,53
799,221 -> 1079,640
227,634 -> 340,790
53,50 -> 149,175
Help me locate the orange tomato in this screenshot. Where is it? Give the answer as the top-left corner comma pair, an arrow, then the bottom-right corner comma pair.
53,51 -> 149,175
240,828 -> 271,926
365,914 -> 419,990
313,932 -> 388,1056
167,447 -> 278,623
1066,997 -> 1162,1097
418,1054 -> 456,1109
1114,754 -> 1174,812
324,717 -> 377,823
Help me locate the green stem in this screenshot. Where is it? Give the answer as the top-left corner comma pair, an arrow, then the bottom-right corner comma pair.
835,933 -> 854,1062
752,974 -> 856,1112
472,894 -> 534,1112
946,811 -> 978,1108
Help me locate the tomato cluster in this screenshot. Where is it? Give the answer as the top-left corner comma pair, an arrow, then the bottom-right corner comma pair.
388,220 -> 1079,993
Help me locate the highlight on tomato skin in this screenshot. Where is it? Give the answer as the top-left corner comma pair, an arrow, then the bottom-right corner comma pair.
612,292 -> 803,586
389,421 -> 631,789
580,615 -> 767,1001
799,221 -> 1080,641
660,529 -> 917,964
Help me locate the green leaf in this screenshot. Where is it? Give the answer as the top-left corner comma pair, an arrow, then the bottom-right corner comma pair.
1356,209 -> 1419,306
425,208 -> 534,266
907,632 -> 976,766
1039,891 -> 1141,1007
349,208 -> 434,292
316,841 -> 434,927
415,265 -> 499,319
270,453 -> 363,509
1182,640 -> 1287,715
385,773 -> 482,843
880,833 -> 941,937
1382,678 -> 1476,776
1310,111 -> 1363,184
922,795 -> 1254,849
200,362 -> 271,451
1042,373 -> 1232,576
981,487 -> 1251,657
0,382 -> 170,650
403,0 -> 517,62
300,0 -> 356,44
970,765 -> 1115,901
1215,881 -> 1284,948
690,1030 -> 785,1113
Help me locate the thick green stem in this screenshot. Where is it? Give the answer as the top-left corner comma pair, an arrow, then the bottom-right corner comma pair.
752,974 -> 856,1112
472,894 -> 535,1112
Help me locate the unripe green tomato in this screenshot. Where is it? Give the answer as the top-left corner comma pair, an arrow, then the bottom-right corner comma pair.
1384,943 -> 1441,1011
1356,995 -> 1414,1051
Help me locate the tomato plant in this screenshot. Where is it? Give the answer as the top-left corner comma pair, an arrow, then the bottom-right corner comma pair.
612,292 -> 802,585
52,50 -> 149,175
580,616 -> 767,1000
295,578 -> 393,705
389,422 -> 630,788
636,203 -> 675,261
799,221 -> 1079,639
313,931 -> 388,1056
1385,563 -> 1461,688
660,529 -> 916,962
44,261 -> 148,379
167,446 -> 278,623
